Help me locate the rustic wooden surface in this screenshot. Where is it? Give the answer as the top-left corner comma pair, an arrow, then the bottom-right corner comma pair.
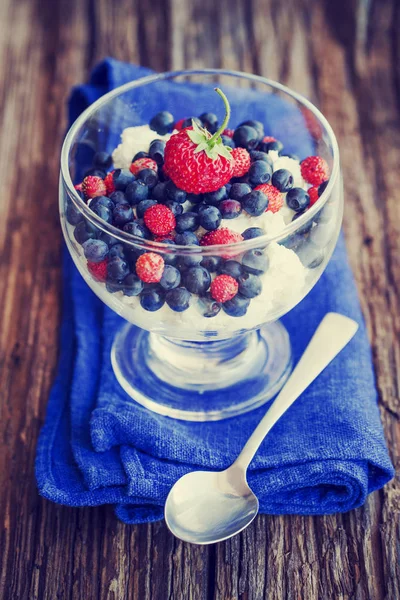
0,0 -> 399,598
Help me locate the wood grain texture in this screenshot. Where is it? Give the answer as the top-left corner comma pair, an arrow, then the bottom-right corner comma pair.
0,0 -> 399,598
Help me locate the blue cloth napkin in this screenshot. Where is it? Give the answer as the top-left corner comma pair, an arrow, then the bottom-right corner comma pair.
36,59 -> 394,523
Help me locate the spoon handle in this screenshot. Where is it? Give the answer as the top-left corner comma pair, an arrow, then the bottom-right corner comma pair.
234,312 -> 358,470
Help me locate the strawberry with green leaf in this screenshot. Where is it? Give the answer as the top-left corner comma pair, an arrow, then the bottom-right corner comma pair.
164,88 -> 234,194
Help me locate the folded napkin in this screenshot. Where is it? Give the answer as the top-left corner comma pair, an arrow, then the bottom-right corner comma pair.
36,59 -> 394,523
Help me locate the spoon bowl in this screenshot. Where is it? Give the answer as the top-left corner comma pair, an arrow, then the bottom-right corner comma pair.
164,468 -> 259,544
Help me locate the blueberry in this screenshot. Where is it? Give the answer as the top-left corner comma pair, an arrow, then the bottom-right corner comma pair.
178,254 -> 203,270
125,180 -> 149,205
199,206 -> 222,230
204,186 -> 228,206
272,169 -> 294,192
191,203 -> 208,215
238,272 -> 262,298
123,220 -> 151,239
175,212 -> 199,233
106,281 -> 124,294
200,255 -> 222,272
199,112 -> 219,134
108,243 -> 125,259
140,288 -> 165,311
318,180 -> 329,196
175,231 -> 199,246
219,199 -> 242,219
161,240 -> 178,265
258,140 -> 284,153
183,266 -> 211,294
197,293 -> 221,318
181,117 -> 202,129
166,287 -> 191,312
242,190 -> 269,216
242,227 -> 264,240
218,260 -> 243,279
133,151 -> 149,161
230,183 -> 252,200
107,256 -> 130,282
225,183 -> 232,196
221,135 -> 235,148
242,249 -> 269,275
239,120 -> 264,141
152,182 -> 167,202
149,111 -> 174,135
165,181 -> 187,204
84,167 -> 106,179
159,265 -> 181,290
149,139 -> 166,166
109,191 -> 129,205
233,126 -> 259,150
82,239 -> 109,263
90,195 -> 114,211
164,200 -> 183,216
222,294 -> 250,317
249,150 -> 271,164
122,273 -> 144,296
286,188 -> 310,212
93,151 -> 112,170
113,169 -> 135,191
187,193 -> 204,204
91,204 -> 113,224
98,231 -> 119,247
138,168 -> 158,189
291,211 -> 313,234
137,199 -> 157,219
66,203 -> 83,225
248,160 -> 272,185
112,204 -> 134,227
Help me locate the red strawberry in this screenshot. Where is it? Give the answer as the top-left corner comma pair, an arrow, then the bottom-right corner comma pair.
81,176 -> 106,199
231,147 -> 251,178
130,157 -> 158,176
300,156 -> 330,186
164,89 -> 234,194
262,136 -> 276,143
200,227 -> 243,258
223,128 -> 234,138
210,274 -> 238,303
254,184 -> 283,213
144,204 -> 176,236
135,252 -> 165,283
174,118 -> 186,131
308,186 -> 319,207
87,260 -> 107,282
104,171 -> 116,195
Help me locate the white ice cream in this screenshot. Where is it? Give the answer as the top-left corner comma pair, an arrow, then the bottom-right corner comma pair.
112,125 -> 173,169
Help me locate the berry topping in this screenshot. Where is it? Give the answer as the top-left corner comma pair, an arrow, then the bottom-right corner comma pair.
82,239 -> 109,263
198,205 -> 222,231
140,289 -> 165,312
144,204 -> 176,236
271,168 -> 294,192
219,199 -> 242,219
130,157 -> 158,176
149,140 -> 166,166
135,252 -> 165,283
210,274 -> 239,303
254,183 -> 283,213
232,126 -> 259,151
104,171 -> 116,195
166,287 -> 191,312
261,136 -> 276,144
222,128 -> 234,138
242,249 -> 269,275
87,259 -> 108,282
81,175 -> 106,199
174,118 -> 186,131
199,112 -> 219,134
286,187 -> 310,212
308,186 -> 320,207
300,156 -> 330,185
238,272 -> 262,298
113,169 -> 136,191
149,111 -> 174,135
200,227 -> 244,247
231,147 -> 251,178
241,190 -> 269,216
248,160 -> 273,185
222,294 -> 250,317
164,89 -> 234,194
183,266 -> 211,295
242,227 -> 264,240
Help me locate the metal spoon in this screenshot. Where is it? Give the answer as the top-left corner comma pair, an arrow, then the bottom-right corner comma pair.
164,313 -> 358,545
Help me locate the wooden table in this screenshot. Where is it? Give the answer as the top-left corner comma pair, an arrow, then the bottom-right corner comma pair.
1,0 -> 399,598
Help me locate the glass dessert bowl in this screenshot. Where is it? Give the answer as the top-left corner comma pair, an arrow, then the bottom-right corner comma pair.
60,69 -> 341,421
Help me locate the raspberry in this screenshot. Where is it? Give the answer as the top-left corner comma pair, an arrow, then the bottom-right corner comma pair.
210,274 -> 239,303
254,184 -> 283,213
262,136 -> 276,143
135,252 -> 165,283
223,128 -> 234,138
153,233 -> 176,242
200,227 -> 243,258
174,118 -> 186,131
308,186 -> 319,207
74,183 -> 82,191
81,176 -> 106,199
104,171 -> 116,195
231,147 -> 251,178
130,157 -> 158,176
87,260 -> 107,282
144,204 -> 176,236
300,156 -> 330,186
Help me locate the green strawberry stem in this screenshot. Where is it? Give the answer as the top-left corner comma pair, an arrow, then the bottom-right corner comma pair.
187,88 -> 233,161
209,88 -> 231,143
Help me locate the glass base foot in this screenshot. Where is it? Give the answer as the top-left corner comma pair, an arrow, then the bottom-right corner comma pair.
111,322 -> 292,421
